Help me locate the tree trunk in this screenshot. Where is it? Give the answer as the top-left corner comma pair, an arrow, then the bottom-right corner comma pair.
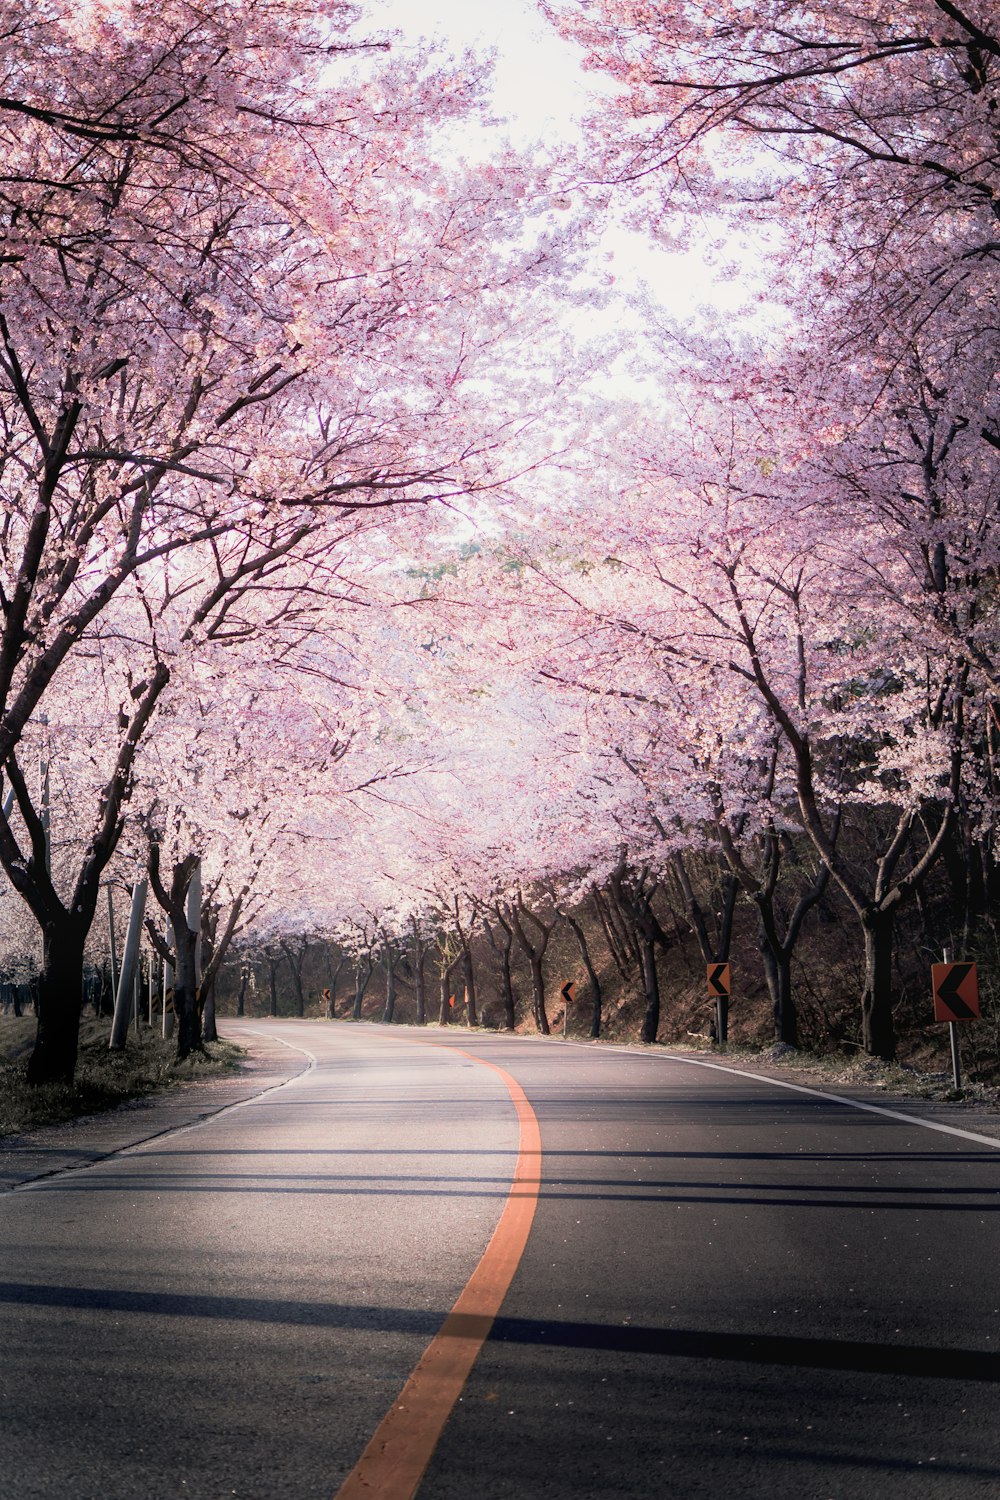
499,936 -> 516,1031
639,936 -> 660,1045
564,910 -> 603,1039
25,916 -> 88,1086
412,922 -> 426,1026
461,946 -> 477,1028
324,950 -> 345,1018
486,913 -> 518,1031
174,921 -> 202,1061
861,907 -> 897,1061
592,885 -> 635,983
351,958 -> 372,1021
437,958 -> 458,1025
508,901 -> 553,1035
236,965 -> 250,1017
382,943 -> 396,1024
201,979 -> 217,1043
280,940 -> 306,1017
529,957 -> 549,1036
758,923 -> 798,1048
755,895 -> 799,1048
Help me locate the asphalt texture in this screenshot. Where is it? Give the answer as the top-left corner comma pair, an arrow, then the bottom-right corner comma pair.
1,1021 -> 998,1500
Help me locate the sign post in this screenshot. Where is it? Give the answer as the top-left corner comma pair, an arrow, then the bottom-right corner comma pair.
932,953 -> 979,1092
707,963 -> 731,1044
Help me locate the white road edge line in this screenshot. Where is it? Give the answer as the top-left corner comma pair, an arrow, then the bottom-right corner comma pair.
121,1029 -> 318,1149
559,1038 -> 1000,1151
13,1030 -> 317,1191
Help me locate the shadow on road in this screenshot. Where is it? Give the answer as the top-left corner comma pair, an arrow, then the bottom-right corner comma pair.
1,1279 -> 996,1383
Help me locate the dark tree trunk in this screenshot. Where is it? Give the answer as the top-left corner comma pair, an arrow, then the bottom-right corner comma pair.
236,965 -> 250,1018
323,949 -> 346,1018
101,961 -> 114,1016
174,921 -> 202,1061
758,922 -> 798,1048
483,915 -> 518,1031
25,916 -> 88,1086
528,957 -> 549,1036
280,940 -> 306,1017
495,917 -> 517,1031
142,845 -> 210,1063
437,955 -> 459,1025
592,885 -> 636,983
639,936 -> 660,1045
609,858 -> 674,1038
201,980 -> 217,1043
4,662 -> 172,1087
382,941 -> 396,1024
499,949 -> 516,1029
508,900 -> 554,1036
453,901 -> 478,1028
563,909 -> 603,1039
352,958 -> 373,1020
200,908 -> 218,1040
411,921 -> 427,1026
268,953 -> 279,1017
672,853 -> 738,965
861,907 -> 897,1061
461,946 -> 477,1028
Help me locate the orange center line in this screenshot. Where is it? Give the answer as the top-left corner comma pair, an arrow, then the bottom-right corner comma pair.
332,1043 -> 542,1500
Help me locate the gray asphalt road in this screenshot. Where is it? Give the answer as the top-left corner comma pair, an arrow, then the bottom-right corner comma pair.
1,1022 -> 998,1500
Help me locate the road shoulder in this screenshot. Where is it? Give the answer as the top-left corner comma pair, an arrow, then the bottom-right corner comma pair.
665,1042 -> 1000,1146
0,1027 -> 307,1191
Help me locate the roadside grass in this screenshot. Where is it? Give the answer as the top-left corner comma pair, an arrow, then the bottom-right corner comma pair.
666,1035 -> 1000,1107
0,1016 -> 245,1138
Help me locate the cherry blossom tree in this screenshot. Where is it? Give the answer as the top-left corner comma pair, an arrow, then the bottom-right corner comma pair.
1,0 -> 602,1079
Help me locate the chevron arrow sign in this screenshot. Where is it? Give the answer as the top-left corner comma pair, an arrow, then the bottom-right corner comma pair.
707,963 -> 731,999
931,963 -> 980,1022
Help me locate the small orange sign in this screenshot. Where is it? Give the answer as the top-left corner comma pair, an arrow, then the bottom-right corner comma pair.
707,963 -> 731,999
932,963 -> 979,1022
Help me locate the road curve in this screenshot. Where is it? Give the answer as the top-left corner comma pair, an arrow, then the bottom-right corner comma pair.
1,1020 -> 997,1500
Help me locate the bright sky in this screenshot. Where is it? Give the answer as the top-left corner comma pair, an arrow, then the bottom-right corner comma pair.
376,0 -> 777,332
378,0 -> 595,140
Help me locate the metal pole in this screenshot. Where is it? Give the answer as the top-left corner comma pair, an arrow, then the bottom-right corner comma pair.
949,1022 -> 962,1092
942,945 -> 961,1091
109,879 -> 148,1050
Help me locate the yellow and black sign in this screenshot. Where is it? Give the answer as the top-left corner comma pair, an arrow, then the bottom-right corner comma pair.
931,962 -> 979,1022
707,963 -> 731,999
